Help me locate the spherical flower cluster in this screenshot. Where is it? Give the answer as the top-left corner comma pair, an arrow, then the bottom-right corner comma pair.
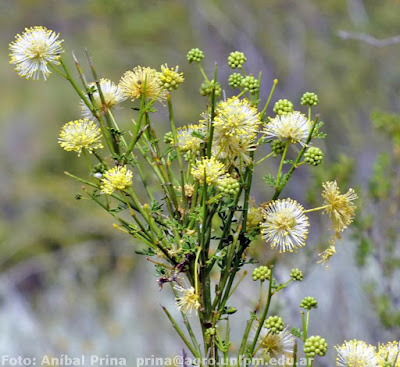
228,51 -> 246,69
200,79 -> 222,96
264,112 -> 309,145
301,92 -> 319,106
241,75 -> 259,94
174,285 -> 200,315
191,157 -> 227,186
58,118 -> 103,156
228,73 -> 243,88
261,199 -> 310,253
251,325 -> 294,360
175,124 -> 205,152
290,268 -> 303,281
321,181 -> 357,238
304,147 -> 324,166
101,166 -> 133,195
81,78 -> 126,118
300,296 -> 318,310
273,99 -> 294,115
158,64 -> 184,91
270,139 -> 286,158
252,266 -> 271,281
186,48 -> 204,63
9,26 -> 64,80
304,336 -> 328,358
265,316 -> 284,334
119,66 -> 167,101
218,176 -> 240,196
378,342 -> 400,366
246,207 -> 264,230
336,340 -> 378,367
212,97 -> 260,165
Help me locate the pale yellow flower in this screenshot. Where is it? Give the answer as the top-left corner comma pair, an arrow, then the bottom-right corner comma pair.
212,97 -> 260,165
101,166 -> 133,195
251,324 -> 294,362
191,157 -> 227,185
377,341 -> 400,366
158,64 -> 184,91
175,124 -> 205,152
58,119 -> 103,156
317,245 -> 336,269
81,78 -> 126,118
9,26 -> 63,80
261,199 -> 310,253
336,340 -> 378,367
174,285 -> 200,315
119,66 -> 167,101
264,111 -> 309,145
322,181 -> 357,239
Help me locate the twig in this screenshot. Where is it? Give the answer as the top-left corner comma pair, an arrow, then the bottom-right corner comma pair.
338,30 -> 400,47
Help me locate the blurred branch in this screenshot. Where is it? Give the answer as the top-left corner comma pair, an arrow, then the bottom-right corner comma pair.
338,30 -> 400,47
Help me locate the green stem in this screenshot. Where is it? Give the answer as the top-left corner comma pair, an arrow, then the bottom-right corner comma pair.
275,140 -> 289,189
161,306 -> 201,359
260,79 -> 278,120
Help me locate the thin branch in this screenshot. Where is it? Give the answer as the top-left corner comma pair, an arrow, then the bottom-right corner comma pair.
338,30 -> 400,47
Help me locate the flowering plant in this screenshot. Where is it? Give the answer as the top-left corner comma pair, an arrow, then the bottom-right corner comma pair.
10,26 -> 396,366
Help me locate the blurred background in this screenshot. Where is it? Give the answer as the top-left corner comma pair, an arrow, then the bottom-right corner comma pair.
1,0 -> 400,365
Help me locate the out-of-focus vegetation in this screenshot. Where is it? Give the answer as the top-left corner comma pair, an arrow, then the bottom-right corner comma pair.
2,0 -> 400,361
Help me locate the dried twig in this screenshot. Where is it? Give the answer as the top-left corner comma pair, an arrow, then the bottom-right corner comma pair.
338,30 -> 400,47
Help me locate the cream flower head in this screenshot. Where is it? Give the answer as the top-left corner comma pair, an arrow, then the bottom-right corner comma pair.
261,199 -> 310,253
119,66 -> 167,101
264,111 -> 309,145
58,118 -> 103,156
9,26 -> 63,80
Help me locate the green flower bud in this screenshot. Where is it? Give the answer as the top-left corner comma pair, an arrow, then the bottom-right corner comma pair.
164,131 -> 174,145
290,268 -> 303,281
301,92 -> 319,106
159,64 -> 184,91
92,163 -> 106,175
304,336 -> 328,358
200,79 -> 222,97
205,327 -> 216,336
218,176 -> 240,196
252,266 -> 271,282
300,296 -> 318,310
304,147 -> 324,166
270,139 -> 285,157
228,51 -> 247,69
265,316 -> 284,334
241,75 -> 260,94
228,73 -> 243,89
187,48 -> 204,63
273,99 -> 294,115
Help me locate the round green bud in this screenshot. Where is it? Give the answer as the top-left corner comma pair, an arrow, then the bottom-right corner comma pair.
200,79 -> 222,97
219,177 -> 240,196
205,327 -> 216,336
92,163 -> 106,175
241,75 -> 260,94
164,131 -> 174,145
252,266 -> 271,282
304,336 -> 328,358
304,147 -> 324,166
290,268 -> 303,281
301,92 -> 319,106
300,296 -> 318,310
187,48 -> 204,63
265,316 -> 284,334
228,51 -> 247,69
273,99 -> 294,115
270,139 -> 285,158
228,73 -> 243,89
